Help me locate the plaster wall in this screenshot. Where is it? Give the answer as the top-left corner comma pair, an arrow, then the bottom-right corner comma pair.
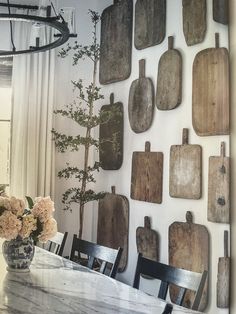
54,1 -> 230,313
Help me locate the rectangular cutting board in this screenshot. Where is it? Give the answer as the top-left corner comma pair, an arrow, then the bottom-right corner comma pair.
131,142 -> 163,203
208,142 -> 230,223
169,211 -> 209,311
97,186 -> 129,272
192,33 -> 229,136
169,128 -> 202,199
134,0 -> 166,50
99,0 -> 133,84
99,93 -> 123,170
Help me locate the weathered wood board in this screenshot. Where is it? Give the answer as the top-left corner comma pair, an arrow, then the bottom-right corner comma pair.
213,0 -> 229,24
136,216 -> 159,261
128,59 -> 154,133
131,142 -> 163,204
169,128 -> 202,199
97,186 -> 129,272
156,36 -> 182,110
217,230 -> 230,308
169,211 -> 209,311
208,142 -> 230,223
134,0 -> 166,50
182,0 -> 206,46
192,33 -> 229,136
99,0 -> 133,84
99,93 -> 123,170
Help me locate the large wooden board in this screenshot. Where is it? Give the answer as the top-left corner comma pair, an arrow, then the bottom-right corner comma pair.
97,186 -> 129,272
213,0 -> 229,25
134,0 -> 166,50
131,142 -> 163,204
192,33 -> 229,136
128,59 -> 154,133
99,94 -> 123,170
99,0 -> 133,84
169,129 -> 202,199
156,37 -> 182,110
182,0 -> 206,46
208,142 -> 230,223
169,211 -> 209,311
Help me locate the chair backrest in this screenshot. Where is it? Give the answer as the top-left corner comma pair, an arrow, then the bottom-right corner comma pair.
133,253 -> 208,311
43,231 -> 68,256
70,234 -> 123,278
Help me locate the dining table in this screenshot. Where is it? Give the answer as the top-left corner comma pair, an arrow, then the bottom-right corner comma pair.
0,242 -> 202,314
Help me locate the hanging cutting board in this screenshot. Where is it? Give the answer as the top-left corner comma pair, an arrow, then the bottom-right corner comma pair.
156,36 -> 182,110
208,142 -> 230,223
192,33 -> 229,136
128,59 -> 154,133
213,0 -> 228,25
169,211 -> 209,311
136,216 -> 159,261
217,230 -> 230,308
97,186 -> 129,272
169,128 -> 202,199
99,93 -> 123,170
99,0 -> 133,84
134,0 -> 166,50
131,142 -> 163,203
182,0 -> 206,46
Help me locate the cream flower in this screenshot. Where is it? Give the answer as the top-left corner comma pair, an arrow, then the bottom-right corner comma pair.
0,211 -> 22,240
32,196 -> 55,222
0,196 -> 11,211
9,196 -> 25,217
19,214 -> 37,239
38,217 -> 57,243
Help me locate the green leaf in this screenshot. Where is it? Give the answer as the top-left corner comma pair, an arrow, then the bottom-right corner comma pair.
25,196 -> 34,209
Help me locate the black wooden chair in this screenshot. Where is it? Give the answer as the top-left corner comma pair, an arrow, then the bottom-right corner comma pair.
70,234 -> 123,278
42,231 -> 68,256
133,253 -> 208,311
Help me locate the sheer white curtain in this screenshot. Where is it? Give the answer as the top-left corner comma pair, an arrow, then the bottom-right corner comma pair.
10,14 -> 55,199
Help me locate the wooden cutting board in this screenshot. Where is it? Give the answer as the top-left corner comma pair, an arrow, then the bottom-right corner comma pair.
217,230 -> 230,308
169,211 -> 209,311
134,0 -> 166,50
99,93 -> 123,170
208,142 -> 230,223
156,36 -> 182,110
213,0 -> 228,24
136,216 -> 159,261
128,59 -> 154,133
97,186 -> 129,272
182,0 -> 206,46
99,0 -> 133,84
131,142 -> 163,203
192,33 -> 229,136
169,128 -> 202,199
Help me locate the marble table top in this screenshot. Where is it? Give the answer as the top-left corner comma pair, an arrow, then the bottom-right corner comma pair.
0,244 -> 201,314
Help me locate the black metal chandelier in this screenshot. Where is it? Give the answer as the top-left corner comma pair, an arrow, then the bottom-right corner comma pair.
0,1 -> 76,56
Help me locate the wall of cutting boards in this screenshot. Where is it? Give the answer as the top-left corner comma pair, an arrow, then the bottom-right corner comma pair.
54,0 -> 230,313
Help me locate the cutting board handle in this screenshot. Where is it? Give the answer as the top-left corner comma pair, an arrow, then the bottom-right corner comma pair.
111,186 -> 116,194
144,216 -> 151,229
224,230 -> 228,257
168,36 -> 174,50
215,33 -> 220,48
220,142 -> 226,157
110,93 -> 114,105
139,59 -> 146,78
145,141 -> 151,152
182,128 -> 189,145
186,211 -> 193,223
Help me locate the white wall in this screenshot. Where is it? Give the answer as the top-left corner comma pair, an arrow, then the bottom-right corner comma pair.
54,1 -> 230,313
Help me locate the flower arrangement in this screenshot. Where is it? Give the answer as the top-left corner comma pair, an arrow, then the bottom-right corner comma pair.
0,196 -> 57,243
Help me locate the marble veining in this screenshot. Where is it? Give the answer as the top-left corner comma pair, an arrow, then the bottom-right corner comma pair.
0,244 -> 201,314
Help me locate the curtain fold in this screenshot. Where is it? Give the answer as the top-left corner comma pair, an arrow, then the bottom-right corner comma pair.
10,15 -> 55,199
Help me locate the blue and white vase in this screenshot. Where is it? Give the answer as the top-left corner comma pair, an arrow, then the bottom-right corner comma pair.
2,237 -> 35,272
